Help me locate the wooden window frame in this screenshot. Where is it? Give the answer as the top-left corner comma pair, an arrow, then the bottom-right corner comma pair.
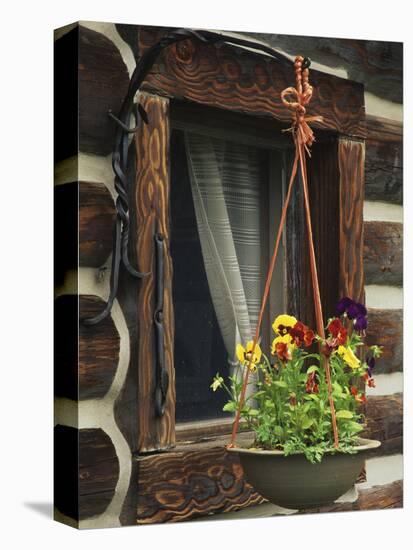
131,26 -> 366,458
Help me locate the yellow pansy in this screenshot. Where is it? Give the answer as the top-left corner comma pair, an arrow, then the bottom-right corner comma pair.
272,314 -> 298,336
271,333 -> 294,355
337,345 -> 360,370
236,341 -> 262,372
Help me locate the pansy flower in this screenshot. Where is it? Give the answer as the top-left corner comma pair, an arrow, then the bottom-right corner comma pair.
289,321 -> 315,348
336,297 -> 353,316
272,314 -> 297,338
350,385 -> 366,403
327,318 -> 348,346
363,373 -> 376,388
305,371 -> 319,394
236,341 -> 262,372
337,345 -> 360,369
271,334 -> 293,361
335,297 -> 368,333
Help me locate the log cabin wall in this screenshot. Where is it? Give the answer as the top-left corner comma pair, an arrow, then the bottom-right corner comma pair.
54,22 -> 402,528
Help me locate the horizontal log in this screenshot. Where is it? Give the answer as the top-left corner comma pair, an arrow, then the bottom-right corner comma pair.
136,433 -> 264,524
247,36 -> 402,104
365,115 -> 403,204
79,295 -> 121,399
79,26 -> 130,155
79,181 -> 116,267
299,480 -> 403,514
366,309 -> 403,374
138,27 -> 365,138
366,115 -> 402,143
364,221 -> 402,286
55,425 -> 120,520
54,295 -> 120,400
363,393 -> 403,456
55,180 -> 116,278
78,428 -> 120,520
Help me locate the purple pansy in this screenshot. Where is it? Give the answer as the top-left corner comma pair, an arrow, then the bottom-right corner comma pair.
354,314 -> 368,332
335,297 -> 368,333
336,297 -> 353,316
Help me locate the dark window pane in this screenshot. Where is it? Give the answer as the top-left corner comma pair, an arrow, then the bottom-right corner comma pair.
170,130 -> 230,422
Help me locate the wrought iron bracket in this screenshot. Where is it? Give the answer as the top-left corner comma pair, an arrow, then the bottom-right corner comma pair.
82,27 -> 294,327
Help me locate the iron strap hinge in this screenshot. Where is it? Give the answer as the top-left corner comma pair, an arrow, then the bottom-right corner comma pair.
154,232 -> 169,416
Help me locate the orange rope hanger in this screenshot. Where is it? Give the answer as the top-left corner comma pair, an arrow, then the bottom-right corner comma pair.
228,56 -> 339,450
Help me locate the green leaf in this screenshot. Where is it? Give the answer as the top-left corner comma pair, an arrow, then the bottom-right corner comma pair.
223,402 -> 237,412
347,421 -> 364,433
306,365 -> 319,375
274,380 -> 287,388
302,417 -> 314,429
248,409 -> 260,416
306,394 -> 319,401
336,410 -> 353,419
332,382 -> 342,393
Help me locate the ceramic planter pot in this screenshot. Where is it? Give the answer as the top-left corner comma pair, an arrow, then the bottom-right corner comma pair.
227,437 -> 381,509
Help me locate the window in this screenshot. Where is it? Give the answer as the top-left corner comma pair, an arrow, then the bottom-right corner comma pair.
169,103 -> 288,428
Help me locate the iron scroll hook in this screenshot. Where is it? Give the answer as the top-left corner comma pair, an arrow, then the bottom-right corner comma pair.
82,28 -> 295,326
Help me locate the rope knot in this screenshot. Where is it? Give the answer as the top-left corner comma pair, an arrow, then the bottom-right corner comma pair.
281,56 -> 323,155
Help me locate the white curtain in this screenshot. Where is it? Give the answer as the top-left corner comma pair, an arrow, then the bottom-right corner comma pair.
184,132 -> 262,362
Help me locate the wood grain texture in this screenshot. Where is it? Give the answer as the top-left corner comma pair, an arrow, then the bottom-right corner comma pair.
365,116 -> 402,204
56,295 -> 120,401
299,480 -> 403,514
364,222 -> 402,286
138,27 -> 365,139
363,393 -> 403,456
136,435 -> 264,524
55,426 -> 120,521
79,181 -> 116,267
338,138 -> 365,303
307,137 -> 340,324
133,93 -> 175,452
78,25 -> 130,155
78,428 -> 120,520
366,308 -> 402,374
79,295 -> 120,400
248,34 -> 402,104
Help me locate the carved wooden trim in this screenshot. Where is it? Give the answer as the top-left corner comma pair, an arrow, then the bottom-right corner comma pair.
135,433 -> 264,524
138,26 -> 365,139
134,93 -> 175,452
338,138 -> 365,303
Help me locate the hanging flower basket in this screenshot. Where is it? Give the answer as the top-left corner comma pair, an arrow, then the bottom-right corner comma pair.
212,299 -> 383,508
209,57 -> 382,509
227,437 -> 380,509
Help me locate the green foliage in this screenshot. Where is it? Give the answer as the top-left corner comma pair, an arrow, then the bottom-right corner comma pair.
211,330 -> 374,464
